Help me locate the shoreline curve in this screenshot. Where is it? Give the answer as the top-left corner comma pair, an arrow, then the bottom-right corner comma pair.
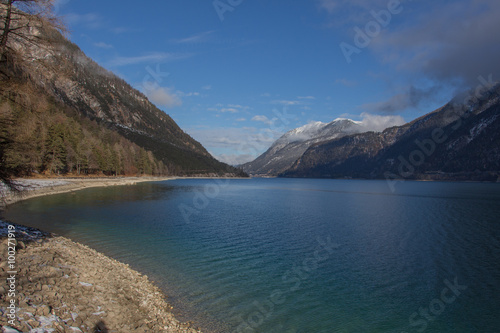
0,177 -> 206,333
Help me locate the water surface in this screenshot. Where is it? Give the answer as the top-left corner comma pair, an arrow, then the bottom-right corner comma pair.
3,178 -> 500,332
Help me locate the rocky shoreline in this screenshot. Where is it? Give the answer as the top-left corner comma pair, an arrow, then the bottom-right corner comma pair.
0,177 -> 174,208
0,178 -> 202,333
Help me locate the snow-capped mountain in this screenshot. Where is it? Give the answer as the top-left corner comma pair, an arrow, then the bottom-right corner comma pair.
283,84 -> 500,181
241,118 -> 363,176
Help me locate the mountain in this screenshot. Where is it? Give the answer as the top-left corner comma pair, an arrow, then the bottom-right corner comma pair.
241,119 -> 364,176
0,12 -> 246,177
282,84 -> 500,181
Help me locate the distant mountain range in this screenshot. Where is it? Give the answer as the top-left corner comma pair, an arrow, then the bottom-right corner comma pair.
244,85 -> 500,181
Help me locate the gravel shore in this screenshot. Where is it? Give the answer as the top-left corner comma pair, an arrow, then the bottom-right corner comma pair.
0,177 -> 174,208
0,178 -> 202,333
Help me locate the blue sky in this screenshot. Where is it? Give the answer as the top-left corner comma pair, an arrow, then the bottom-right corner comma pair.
54,0 -> 500,165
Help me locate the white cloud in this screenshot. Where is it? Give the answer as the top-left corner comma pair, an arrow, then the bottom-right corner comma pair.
227,104 -> 251,111
191,114 -> 406,167
298,96 -> 316,100
361,85 -> 443,114
358,113 -> 406,132
220,108 -> 238,113
370,0 -> 500,88
316,0 -> 388,19
251,115 -> 275,125
188,127 -> 282,165
272,100 -> 301,106
208,104 -> 250,114
322,0 -> 500,90
202,85 -> 212,90
172,31 -> 215,44
214,153 -> 256,166
108,52 -> 191,67
94,42 -> 113,49
146,87 -> 182,108
210,137 -> 243,145
177,91 -> 200,97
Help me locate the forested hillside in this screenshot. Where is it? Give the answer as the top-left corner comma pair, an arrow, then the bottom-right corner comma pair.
1,84 -> 167,176
0,2 -> 246,180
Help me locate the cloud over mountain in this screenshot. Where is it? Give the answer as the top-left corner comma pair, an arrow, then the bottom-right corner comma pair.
371,0 -> 500,88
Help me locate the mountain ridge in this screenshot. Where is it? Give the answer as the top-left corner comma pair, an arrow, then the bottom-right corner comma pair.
0,14 -> 246,177
241,118 -> 364,176
282,84 -> 500,181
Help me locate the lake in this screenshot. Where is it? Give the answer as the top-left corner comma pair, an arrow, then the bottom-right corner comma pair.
3,178 -> 500,332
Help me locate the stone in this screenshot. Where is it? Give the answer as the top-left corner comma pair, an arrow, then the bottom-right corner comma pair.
73,317 -> 83,326
25,306 -> 36,314
41,305 -> 51,316
0,226 -> 202,333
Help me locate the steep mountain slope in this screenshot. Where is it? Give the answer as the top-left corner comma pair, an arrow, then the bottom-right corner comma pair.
241,119 -> 363,176
1,20 -> 244,176
283,85 -> 500,181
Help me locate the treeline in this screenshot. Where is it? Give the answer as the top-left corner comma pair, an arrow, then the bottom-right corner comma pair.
0,89 -> 170,177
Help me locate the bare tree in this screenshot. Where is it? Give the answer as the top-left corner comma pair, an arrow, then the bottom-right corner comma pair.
1,0 -> 65,61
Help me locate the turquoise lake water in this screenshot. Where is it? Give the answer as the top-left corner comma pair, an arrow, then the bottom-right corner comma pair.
3,178 -> 500,332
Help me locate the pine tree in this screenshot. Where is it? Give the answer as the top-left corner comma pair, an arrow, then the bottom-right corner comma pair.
44,123 -> 66,174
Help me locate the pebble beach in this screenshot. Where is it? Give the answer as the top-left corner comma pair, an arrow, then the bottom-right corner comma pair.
0,178 -> 202,333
